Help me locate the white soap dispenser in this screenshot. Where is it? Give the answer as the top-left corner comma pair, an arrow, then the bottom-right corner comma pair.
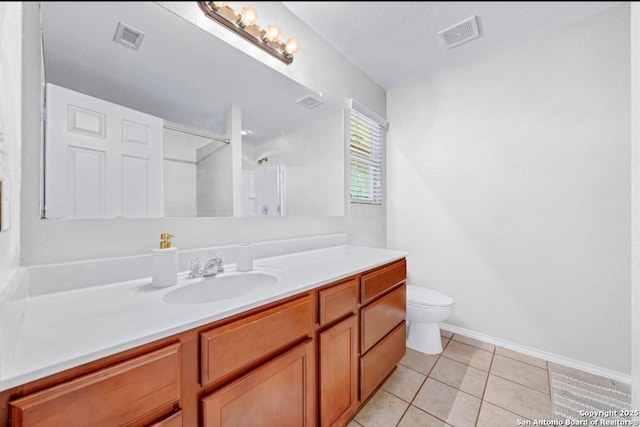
236,243 -> 254,272
152,233 -> 178,288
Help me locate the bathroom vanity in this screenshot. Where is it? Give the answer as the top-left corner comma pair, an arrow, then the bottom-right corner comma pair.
0,244 -> 407,427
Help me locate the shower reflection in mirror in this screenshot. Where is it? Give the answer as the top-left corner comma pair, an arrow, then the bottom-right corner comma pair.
163,124 -> 232,218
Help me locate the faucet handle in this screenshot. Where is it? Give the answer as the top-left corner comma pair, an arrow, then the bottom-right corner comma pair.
188,257 -> 201,278
215,255 -> 224,273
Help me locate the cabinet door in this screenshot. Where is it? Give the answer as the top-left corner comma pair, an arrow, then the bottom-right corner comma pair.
202,340 -> 315,427
9,343 -> 181,427
319,315 -> 358,427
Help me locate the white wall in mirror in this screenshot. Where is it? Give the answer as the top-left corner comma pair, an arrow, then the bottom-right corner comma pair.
163,128 -> 233,217
40,1 -> 343,219
245,110 -> 344,217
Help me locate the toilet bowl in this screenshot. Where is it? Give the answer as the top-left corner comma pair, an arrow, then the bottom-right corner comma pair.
406,285 -> 454,355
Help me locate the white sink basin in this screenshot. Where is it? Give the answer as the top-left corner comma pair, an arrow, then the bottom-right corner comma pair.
162,269 -> 281,304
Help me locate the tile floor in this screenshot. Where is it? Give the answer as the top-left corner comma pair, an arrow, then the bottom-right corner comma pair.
347,331 -> 615,427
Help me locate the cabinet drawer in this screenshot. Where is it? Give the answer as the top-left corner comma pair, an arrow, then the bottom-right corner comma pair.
361,284 -> 406,354
9,343 -> 182,427
360,321 -> 406,402
202,340 -> 315,427
361,259 -> 406,304
318,278 -> 358,326
200,295 -> 313,386
150,411 -> 182,427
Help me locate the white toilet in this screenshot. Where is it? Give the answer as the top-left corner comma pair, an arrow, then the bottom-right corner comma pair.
406,285 -> 454,355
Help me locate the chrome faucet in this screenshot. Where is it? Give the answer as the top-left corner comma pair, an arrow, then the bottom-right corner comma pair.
202,256 -> 224,277
188,256 -> 224,278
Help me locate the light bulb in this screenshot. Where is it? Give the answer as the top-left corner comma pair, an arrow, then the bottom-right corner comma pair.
240,5 -> 258,27
211,1 -> 228,9
285,38 -> 300,55
264,24 -> 281,42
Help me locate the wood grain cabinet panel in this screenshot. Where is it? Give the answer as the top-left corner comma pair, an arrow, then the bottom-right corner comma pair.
149,411 -> 182,427
360,321 -> 406,401
361,284 -> 406,354
360,259 -> 406,304
9,343 -> 182,427
201,340 -> 315,427
200,296 -> 313,387
319,315 -> 358,427
318,278 -> 358,326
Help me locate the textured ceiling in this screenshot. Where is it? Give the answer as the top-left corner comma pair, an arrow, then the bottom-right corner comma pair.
282,1 -> 623,89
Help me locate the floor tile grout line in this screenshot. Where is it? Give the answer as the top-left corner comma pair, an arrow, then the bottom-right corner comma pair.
438,354 -> 492,374
397,359 -> 438,377
494,350 -> 549,370
489,371 -> 551,396
481,374 -> 552,421
451,334 -> 497,353
493,352 -> 550,374
474,344 -> 496,427
405,351 -> 455,426
393,401 -> 411,427
427,376 -> 485,402
438,353 -> 492,373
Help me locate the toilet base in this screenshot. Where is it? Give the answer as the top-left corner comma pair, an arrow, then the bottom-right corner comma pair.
406,321 -> 443,355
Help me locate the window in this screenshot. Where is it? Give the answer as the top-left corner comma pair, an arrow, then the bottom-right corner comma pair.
348,99 -> 387,204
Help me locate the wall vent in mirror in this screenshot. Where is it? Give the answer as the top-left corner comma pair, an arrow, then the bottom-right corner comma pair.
296,95 -> 324,109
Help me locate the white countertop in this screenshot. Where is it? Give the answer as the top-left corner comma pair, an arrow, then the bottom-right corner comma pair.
0,245 -> 407,391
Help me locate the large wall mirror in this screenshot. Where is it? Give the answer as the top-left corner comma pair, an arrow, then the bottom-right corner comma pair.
40,2 -> 344,219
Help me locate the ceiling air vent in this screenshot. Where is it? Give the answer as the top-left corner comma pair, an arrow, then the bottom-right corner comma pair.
114,22 -> 145,51
296,94 -> 324,109
438,16 -> 480,49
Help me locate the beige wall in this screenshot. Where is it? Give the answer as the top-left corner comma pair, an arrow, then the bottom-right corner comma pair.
388,5 -> 631,374
19,2 -> 387,265
0,2 -> 23,288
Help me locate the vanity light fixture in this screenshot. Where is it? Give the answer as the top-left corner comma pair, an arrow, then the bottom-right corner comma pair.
197,2 -> 299,64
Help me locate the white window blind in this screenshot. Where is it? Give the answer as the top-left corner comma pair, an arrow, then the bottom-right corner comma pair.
349,100 -> 387,204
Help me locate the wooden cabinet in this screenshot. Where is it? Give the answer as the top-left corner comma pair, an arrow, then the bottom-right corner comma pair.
319,315 -> 358,427
8,343 -> 182,427
200,296 -> 313,387
361,285 -> 406,354
149,411 -> 183,427
202,340 -> 315,427
200,296 -> 315,427
360,259 -> 406,304
360,322 -> 406,400
2,258 -> 407,427
359,260 -> 407,402
318,278 -> 358,326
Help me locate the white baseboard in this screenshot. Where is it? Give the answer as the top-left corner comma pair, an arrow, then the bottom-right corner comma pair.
440,323 -> 632,385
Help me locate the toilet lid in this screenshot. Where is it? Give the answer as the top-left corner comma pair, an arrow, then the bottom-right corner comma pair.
407,286 -> 453,308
